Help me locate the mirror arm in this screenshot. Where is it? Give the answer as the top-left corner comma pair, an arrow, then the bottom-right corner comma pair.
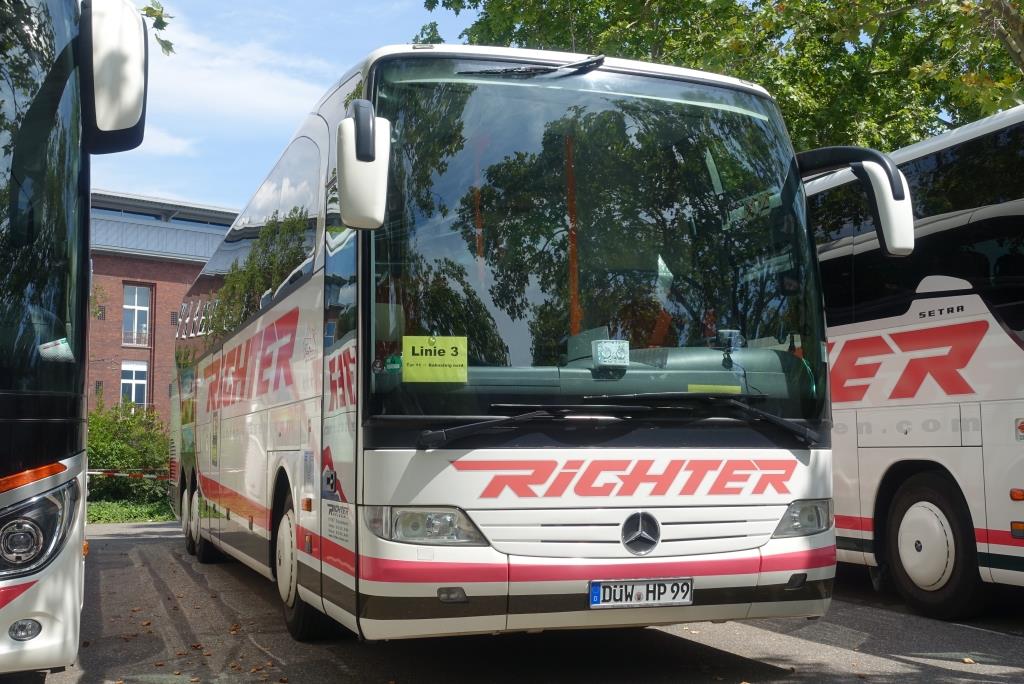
796,146 -> 904,200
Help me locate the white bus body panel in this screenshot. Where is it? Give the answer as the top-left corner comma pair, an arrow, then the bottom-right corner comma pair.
829,289 -> 1024,584
0,465 -> 85,674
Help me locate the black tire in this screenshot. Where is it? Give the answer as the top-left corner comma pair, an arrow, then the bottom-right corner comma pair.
193,488 -> 219,564
274,493 -> 321,641
182,486 -> 196,556
885,471 -> 986,619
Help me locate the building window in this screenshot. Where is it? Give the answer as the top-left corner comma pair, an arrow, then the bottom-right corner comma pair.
170,310 -> 178,326
121,361 -> 147,406
123,284 -> 151,346
96,304 -> 106,320
94,380 -> 103,396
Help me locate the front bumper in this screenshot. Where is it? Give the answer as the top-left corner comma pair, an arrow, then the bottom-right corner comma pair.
354,531 -> 835,640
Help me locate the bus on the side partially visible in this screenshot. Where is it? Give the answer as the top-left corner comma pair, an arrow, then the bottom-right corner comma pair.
808,105 -> 1024,619
0,0 -> 148,674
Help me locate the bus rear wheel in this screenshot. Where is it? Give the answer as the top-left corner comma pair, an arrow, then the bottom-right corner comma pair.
182,488 -> 196,555
885,472 -> 985,619
275,496 -> 320,641
192,489 -> 218,564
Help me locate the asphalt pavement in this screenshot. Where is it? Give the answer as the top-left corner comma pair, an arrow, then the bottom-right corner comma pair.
3,521 -> 1022,683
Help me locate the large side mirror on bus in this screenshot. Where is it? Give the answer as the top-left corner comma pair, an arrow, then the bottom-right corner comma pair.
80,0 -> 149,154
797,146 -> 914,256
338,99 -> 391,229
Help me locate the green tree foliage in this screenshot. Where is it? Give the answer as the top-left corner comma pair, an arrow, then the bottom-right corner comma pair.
205,208 -> 310,342
425,0 -> 1024,151
413,20 -> 446,43
87,397 -> 169,503
140,1 -> 175,55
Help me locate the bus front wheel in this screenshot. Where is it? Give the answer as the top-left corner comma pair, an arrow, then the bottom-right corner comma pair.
275,495 -> 320,641
885,472 -> 985,619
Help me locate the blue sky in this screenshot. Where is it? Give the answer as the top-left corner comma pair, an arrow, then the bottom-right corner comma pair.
91,0 -> 476,211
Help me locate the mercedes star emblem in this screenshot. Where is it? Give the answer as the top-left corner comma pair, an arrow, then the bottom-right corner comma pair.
621,511 -> 660,556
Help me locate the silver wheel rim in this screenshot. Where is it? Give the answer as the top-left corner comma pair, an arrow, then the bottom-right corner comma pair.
898,501 -> 955,591
276,511 -> 297,607
190,490 -> 201,545
181,489 -> 190,538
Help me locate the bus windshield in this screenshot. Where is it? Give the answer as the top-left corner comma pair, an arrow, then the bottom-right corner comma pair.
369,57 -> 826,423
0,0 -> 86,474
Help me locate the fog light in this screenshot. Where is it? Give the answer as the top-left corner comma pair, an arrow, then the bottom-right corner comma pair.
9,619 -> 41,641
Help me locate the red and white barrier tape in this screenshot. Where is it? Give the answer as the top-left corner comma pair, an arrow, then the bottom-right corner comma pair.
87,470 -> 171,481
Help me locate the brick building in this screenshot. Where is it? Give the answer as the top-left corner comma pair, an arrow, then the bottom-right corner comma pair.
88,190 -> 236,425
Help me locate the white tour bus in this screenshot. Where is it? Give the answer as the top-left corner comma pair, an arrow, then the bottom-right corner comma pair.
809,105 -> 1024,618
0,0 -> 149,674
170,44 -> 914,641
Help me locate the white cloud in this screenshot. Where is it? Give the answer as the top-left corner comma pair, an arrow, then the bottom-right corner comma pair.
146,16 -> 334,130
134,126 -> 198,156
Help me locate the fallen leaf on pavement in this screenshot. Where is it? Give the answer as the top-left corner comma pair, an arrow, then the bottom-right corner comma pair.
963,657 -> 976,664
141,620 -> 152,626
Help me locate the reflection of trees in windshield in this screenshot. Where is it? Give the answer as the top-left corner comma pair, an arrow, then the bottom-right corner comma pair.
382,81 -> 473,218
444,98 -> 806,364
0,0 -> 83,392
205,208 -> 311,343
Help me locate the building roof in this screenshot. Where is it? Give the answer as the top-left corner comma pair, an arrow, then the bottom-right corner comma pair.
92,188 -> 238,223
91,190 -> 238,264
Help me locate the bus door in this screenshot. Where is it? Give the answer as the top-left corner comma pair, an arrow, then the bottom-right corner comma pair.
321,228 -> 360,629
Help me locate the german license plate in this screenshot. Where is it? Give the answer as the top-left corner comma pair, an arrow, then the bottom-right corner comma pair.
588,578 -> 694,609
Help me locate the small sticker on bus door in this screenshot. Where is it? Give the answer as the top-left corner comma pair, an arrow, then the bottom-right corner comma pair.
401,336 -> 468,383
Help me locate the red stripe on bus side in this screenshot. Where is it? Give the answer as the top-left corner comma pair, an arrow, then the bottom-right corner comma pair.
975,528 -> 1024,548
0,581 -> 36,610
197,472 -> 271,530
834,515 -> 873,532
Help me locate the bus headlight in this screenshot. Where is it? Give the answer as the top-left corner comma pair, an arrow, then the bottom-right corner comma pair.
772,499 -> 832,538
365,506 -> 487,546
0,479 -> 79,580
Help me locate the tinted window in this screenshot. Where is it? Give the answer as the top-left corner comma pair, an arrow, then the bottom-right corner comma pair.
903,122 -> 1024,218
199,136 -> 321,341
810,120 -> 1024,331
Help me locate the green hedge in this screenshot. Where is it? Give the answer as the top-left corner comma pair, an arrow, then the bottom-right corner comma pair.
87,398 -> 169,503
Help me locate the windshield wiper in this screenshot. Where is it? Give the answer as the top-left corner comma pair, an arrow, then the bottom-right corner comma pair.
583,392 -> 820,445
417,403 -> 641,450
458,54 -> 605,78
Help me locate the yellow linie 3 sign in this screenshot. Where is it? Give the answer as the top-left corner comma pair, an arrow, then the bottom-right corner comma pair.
402,336 -> 468,383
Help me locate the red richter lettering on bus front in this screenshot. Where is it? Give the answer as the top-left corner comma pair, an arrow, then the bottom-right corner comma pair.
830,320 -> 988,403
452,458 -> 797,498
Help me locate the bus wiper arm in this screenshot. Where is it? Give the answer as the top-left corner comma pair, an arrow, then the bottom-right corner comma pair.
583,392 -> 819,445
458,55 -> 605,78
417,402 -> 644,450
723,398 -> 820,446
417,409 -> 552,450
